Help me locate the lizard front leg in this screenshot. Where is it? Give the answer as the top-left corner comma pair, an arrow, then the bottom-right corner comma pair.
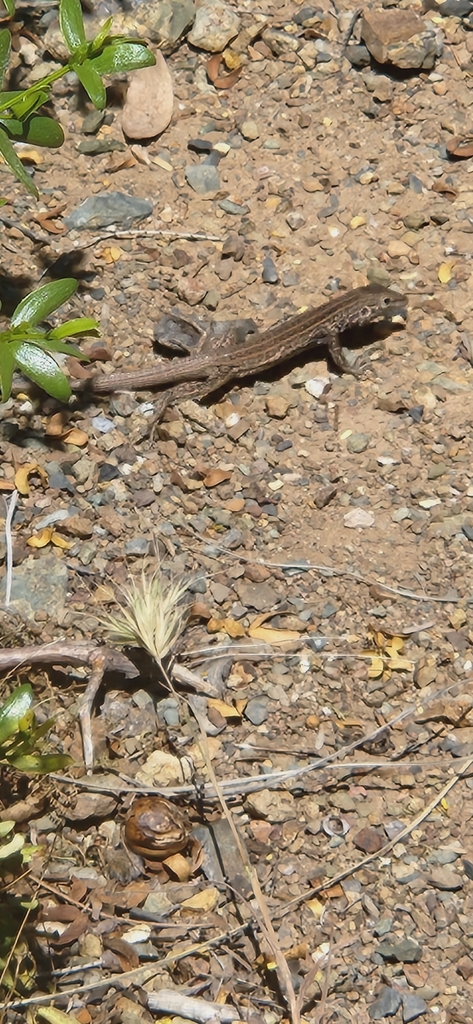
326,330 -> 366,376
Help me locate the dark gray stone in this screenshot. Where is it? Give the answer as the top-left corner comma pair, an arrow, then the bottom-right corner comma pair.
65,192 -> 153,229
402,993 -> 428,1022
369,986 -> 402,1019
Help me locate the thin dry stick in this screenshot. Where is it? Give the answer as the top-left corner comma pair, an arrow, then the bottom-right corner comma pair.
187,694 -> 300,1024
180,528 -> 456,603
50,671 -> 473,800
299,922 -> 335,1023
0,924 -> 248,1013
276,755 -> 473,919
74,227 -> 224,250
3,489 -> 18,608
48,751 -> 473,803
0,892 -> 35,1013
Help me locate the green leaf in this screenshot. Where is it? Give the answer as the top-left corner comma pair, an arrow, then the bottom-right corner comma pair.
90,15 -> 113,53
0,0 -> 14,17
8,753 -> 72,773
59,0 -> 86,53
0,117 -> 22,137
0,339 -> 15,401
0,89 -> 23,107
0,832 -> 24,858
12,342 -> 72,401
0,685 -> 33,747
5,88 -> 49,120
48,316 -> 99,340
73,59 -> 106,109
90,42 -> 155,76
0,114 -> 63,148
0,126 -> 38,197
0,30 -> 11,88
23,116 -> 64,148
35,337 -> 87,359
11,279 -> 77,328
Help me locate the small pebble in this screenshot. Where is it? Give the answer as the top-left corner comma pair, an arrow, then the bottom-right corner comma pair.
240,119 -> 259,140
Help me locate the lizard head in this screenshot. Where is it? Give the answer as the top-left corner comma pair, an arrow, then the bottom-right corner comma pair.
362,284 -> 407,324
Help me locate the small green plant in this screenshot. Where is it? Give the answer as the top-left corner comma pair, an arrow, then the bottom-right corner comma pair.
0,682 -> 71,772
0,820 -> 37,871
0,278 -> 98,401
0,688 -> 71,997
0,0 -> 155,197
0,0 -> 155,403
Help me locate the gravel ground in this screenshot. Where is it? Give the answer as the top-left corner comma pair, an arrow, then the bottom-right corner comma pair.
2,1 -> 473,1022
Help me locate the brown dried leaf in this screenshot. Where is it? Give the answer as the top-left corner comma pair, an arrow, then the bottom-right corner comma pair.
207,53 -> 242,89
104,153 -> 136,173
47,914 -> 89,947
45,411 -> 70,436
103,935 -> 139,971
33,203 -> 67,234
62,427 -> 89,446
446,135 -> 473,158
431,180 -> 457,199
162,852 -> 193,881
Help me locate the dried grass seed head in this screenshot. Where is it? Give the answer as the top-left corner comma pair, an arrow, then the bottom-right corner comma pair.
104,570 -> 190,663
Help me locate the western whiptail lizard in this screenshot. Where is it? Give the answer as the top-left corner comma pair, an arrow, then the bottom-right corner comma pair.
73,284 -> 406,426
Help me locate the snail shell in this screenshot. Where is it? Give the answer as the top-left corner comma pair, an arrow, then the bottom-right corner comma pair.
124,797 -> 190,861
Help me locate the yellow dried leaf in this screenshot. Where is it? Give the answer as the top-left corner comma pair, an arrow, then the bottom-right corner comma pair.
207,617 -> 224,634
221,617 -> 246,638
385,636 -> 404,658
100,246 -> 123,264
248,609 -> 301,644
50,532 -> 73,550
438,260 -> 455,283
441,798 -> 449,811
208,698 -> 241,720
386,657 -> 413,672
28,526 -> 72,550
370,630 -> 386,649
37,1007 -> 83,1024
15,462 -> 49,496
368,655 -> 384,678
306,897 -> 324,919
27,527 -> 53,548
249,625 -> 300,644
181,887 -> 219,911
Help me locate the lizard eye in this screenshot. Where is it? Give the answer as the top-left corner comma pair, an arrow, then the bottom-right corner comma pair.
382,296 -> 392,306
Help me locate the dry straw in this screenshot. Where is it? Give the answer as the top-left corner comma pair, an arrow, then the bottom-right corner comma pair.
103,570 -> 190,664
